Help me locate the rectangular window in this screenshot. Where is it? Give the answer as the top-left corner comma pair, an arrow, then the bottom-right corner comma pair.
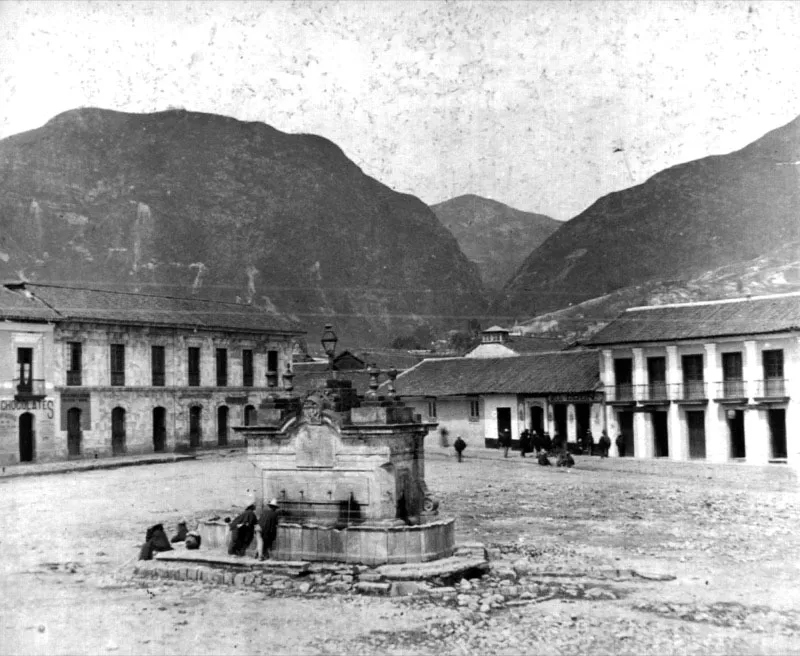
267,350 -> 279,387
17,347 -> 33,392
647,356 -> 667,400
242,349 -> 254,387
67,342 -> 82,386
722,352 -> 744,397
151,345 -> 165,387
110,344 -> 125,386
216,348 -> 228,387
427,399 -> 437,418
469,398 -> 480,420
188,347 -> 201,387
762,349 -> 785,396
682,354 -> 704,399
613,357 -> 633,400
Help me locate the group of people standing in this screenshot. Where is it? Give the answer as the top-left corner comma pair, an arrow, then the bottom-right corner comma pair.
227,499 -> 281,560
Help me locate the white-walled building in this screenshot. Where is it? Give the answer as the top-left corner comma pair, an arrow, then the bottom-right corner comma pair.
0,282 -> 302,465
588,292 -> 800,466
392,351 -> 602,449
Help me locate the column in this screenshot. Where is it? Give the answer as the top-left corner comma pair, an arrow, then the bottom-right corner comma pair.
704,343 -> 726,462
601,350 -> 616,453
785,336 -> 800,468
742,340 -> 766,464
567,403 -> 576,443
665,345 -> 684,461
632,349 -> 648,457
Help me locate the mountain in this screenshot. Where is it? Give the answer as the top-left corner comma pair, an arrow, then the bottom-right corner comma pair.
499,115 -> 800,317
431,194 -> 559,292
514,240 -> 800,343
0,108 -> 487,345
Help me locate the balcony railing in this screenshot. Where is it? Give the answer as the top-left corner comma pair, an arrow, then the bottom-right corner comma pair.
641,382 -> 670,402
110,372 -> 125,386
714,380 -> 747,400
676,381 -> 707,401
188,372 -> 201,387
152,372 -> 166,387
66,370 -> 83,386
755,378 -> 787,399
13,378 -> 46,398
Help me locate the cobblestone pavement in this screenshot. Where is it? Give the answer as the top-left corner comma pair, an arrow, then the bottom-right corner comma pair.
1,448 -> 798,655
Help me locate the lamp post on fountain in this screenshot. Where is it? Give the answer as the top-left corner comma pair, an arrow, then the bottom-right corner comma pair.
321,324 -> 338,380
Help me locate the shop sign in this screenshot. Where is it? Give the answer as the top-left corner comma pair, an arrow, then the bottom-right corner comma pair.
0,398 -> 55,418
549,392 -> 598,404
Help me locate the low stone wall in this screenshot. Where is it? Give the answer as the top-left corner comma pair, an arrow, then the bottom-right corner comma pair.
197,516 -> 456,566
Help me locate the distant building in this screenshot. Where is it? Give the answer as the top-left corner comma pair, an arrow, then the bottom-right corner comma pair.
392,351 -> 602,449
0,282 -> 302,465
588,292 -> 800,466
465,325 -> 572,359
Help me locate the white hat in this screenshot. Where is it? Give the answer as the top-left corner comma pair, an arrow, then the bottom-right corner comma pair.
268,498 -> 279,507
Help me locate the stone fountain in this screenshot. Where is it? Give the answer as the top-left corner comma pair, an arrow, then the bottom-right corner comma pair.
205,355 -> 455,566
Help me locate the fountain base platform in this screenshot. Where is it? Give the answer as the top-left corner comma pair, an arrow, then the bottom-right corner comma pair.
198,516 -> 456,566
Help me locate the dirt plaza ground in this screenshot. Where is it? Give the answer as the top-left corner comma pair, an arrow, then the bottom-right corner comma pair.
1,446 -> 799,655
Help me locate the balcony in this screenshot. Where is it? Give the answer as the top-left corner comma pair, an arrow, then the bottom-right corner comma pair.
754,378 -> 789,402
152,372 -> 166,387
639,382 -> 671,403
110,372 -> 125,387
676,381 -> 707,403
13,378 -> 46,400
713,380 -> 747,402
66,370 -> 83,386
606,383 -> 636,404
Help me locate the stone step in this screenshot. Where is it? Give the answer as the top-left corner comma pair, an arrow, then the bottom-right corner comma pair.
374,556 -> 489,581
154,549 -> 310,573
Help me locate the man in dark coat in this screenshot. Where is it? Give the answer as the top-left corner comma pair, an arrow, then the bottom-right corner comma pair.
228,503 -> 259,556
519,429 -> 531,457
615,433 -> 626,457
139,523 -> 173,561
542,432 -> 552,454
258,498 -> 281,560
599,431 -> 612,458
453,435 -> 467,463
499,428 -> 512,457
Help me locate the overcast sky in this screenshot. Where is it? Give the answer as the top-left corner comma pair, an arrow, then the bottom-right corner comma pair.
2,0 -> 800,220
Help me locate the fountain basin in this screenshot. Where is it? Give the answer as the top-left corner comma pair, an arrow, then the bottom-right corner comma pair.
198,516 -> 456,566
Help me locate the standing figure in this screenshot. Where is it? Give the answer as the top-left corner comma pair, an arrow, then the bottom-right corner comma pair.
542,432 -> 552,454
552,432 -> 565,455
615,433 -> 626,458
519,428 -> 531,457
453,435 -> 467,463
598,431 -> 612,458
531,430 -> 541,455
258,498 -> 281,560
500,428 -> 512,457
583,429 -> 594,455
228,503 -> 259,556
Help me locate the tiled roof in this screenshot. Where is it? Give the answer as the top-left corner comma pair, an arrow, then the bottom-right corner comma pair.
393,350 -> 600,397
0,282 -> 302,334
588,293 -> 800,346
292,370 -> 375,396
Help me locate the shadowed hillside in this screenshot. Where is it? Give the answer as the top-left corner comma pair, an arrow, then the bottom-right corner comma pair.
0,108 -> 487,345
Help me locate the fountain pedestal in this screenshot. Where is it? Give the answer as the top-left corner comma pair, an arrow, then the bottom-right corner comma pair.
230,379 -> 455,565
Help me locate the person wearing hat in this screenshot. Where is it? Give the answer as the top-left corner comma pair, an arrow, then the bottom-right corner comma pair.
258,499 -> 280,561
228,502 -> 259,556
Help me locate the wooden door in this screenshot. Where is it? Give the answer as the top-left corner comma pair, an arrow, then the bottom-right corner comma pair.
18,412 -> 35,462
111,407 -> 126,455
687,411 -> 706,460
67,408 -> 82,457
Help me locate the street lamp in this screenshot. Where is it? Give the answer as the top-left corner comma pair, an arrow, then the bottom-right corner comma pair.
321,324 -> 338,377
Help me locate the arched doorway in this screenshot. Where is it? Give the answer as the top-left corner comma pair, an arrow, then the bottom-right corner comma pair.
111,407 -> 126,455
19,412 -> 35,462
152,407 -> 167,453
217,406 -> 229,446
67,408 -> 82,457
244,404 -> 256,426
189,406 -> 202,448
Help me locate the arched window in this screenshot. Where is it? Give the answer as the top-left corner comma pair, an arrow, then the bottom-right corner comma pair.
111,407 -> 126,455
153,407 -> 167,453
217,406 -> 229,446
67,408 -> 82,456
189,405 -> 202,448
19,412 -> 35,462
